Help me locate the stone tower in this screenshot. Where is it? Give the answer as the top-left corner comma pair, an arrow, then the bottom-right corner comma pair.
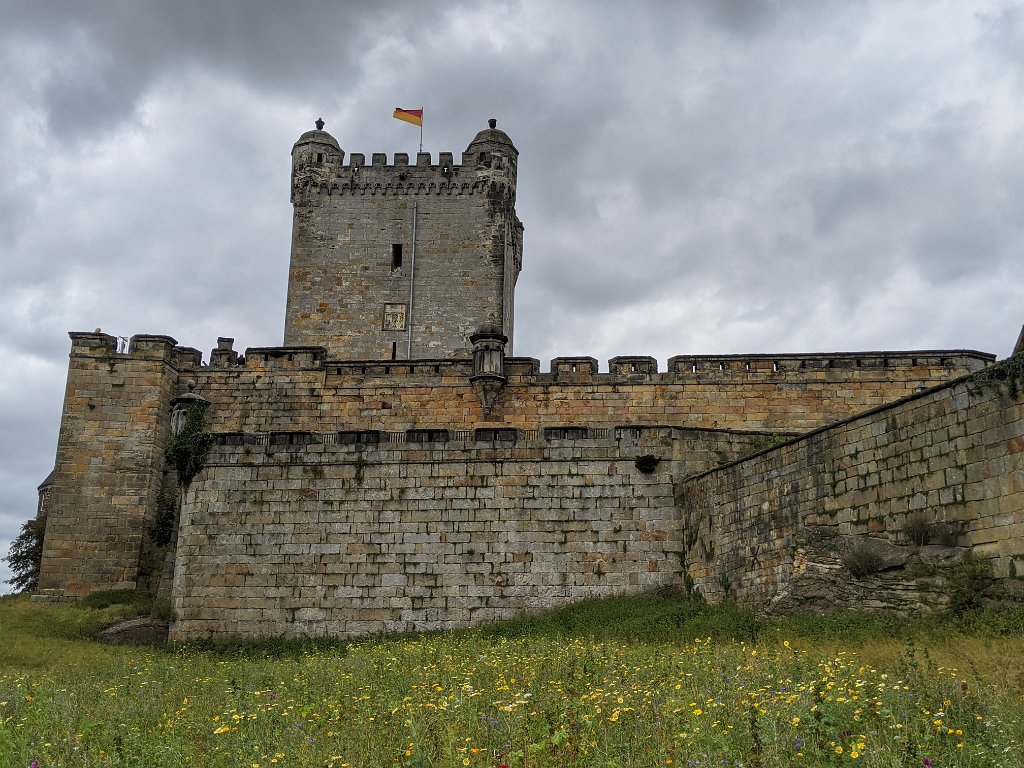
284,118 -> 524,360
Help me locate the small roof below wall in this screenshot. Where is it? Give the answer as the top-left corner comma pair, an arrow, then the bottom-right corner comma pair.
37,468 -> 55,491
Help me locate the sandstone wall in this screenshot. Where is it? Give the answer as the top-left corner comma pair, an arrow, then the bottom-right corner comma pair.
35,329 -> 995,602
171,430 -> 689,639
38,334 -> 198,594
679,359 -> 1024,611
195,348 -> 992,435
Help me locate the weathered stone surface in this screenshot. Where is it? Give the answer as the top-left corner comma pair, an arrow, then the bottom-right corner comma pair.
171,433 -> 687,640
95,617 -> 169,646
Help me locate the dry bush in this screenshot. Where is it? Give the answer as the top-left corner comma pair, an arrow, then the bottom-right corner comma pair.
902,512 -> 934,548
842,540 -> 884,578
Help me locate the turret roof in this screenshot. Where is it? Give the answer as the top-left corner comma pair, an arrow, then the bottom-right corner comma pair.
294,118 -> 340,151
466,118 -> 517,157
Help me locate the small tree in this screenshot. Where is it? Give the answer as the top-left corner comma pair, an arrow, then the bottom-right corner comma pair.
4,517 -> 46,593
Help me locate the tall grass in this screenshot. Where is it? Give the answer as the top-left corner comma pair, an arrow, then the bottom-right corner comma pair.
1,593 -> 1022,767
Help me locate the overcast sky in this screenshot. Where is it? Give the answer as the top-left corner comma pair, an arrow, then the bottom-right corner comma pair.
2,0 -> 1023,589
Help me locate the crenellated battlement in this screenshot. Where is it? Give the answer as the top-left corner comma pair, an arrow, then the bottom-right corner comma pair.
66,333 -> 995,387
68,331 -> 201,369
295,149 -> 517,200
344,149 -> 515,170
292,117 -> 518,205
666,351 -> 992,374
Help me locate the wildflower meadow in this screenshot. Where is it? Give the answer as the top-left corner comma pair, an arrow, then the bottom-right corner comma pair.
1,594 -> 1022,767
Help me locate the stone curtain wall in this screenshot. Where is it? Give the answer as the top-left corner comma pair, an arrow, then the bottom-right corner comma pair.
195,349 -> 992,435
680,365 -> 1024,611
171,432 -> 682,639
34,330 -> 994,601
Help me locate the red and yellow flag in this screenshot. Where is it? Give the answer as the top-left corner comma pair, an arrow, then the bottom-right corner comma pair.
393,108 -> 424,127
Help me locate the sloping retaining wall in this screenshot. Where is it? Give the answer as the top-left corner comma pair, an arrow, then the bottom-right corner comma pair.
679,360 -> 1024,612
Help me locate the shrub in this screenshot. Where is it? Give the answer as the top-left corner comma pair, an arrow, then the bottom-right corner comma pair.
3,517 -> 45,593
683,599 -> 761,643
902,512 -> 934,547
841,540 -> 884,578
947,553 -> 992,615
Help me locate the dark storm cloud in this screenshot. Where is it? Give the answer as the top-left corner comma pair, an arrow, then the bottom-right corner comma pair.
6,0 -> 500,142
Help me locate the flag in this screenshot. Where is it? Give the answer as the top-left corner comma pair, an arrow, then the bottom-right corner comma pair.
393,108 -> 424,127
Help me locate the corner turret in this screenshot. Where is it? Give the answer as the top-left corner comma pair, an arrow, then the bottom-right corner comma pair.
291,118 -> 343,203
464,118 -> 519,189
464,119 -> 523,347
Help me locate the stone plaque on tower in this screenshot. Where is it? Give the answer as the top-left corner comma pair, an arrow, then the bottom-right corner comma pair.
383,303 -> 407,331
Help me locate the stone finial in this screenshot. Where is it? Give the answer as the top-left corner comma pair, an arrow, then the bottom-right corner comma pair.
315,117 -> 325,131
488,118 -> 497,129
1014,323 -> 1024,356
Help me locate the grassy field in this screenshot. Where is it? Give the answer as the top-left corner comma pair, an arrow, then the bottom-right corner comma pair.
1,594 -> 1023,767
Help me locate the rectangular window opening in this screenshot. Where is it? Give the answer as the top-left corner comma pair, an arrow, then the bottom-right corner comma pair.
338,430 -> 381,446
391,342 -> 397,360
407,429 -> 449,444
474,428 -> 519,442
544,427 -> 589,440
391,244 -> 403,270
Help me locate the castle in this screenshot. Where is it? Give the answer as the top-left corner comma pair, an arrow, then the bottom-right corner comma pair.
34,120 -> 1024,638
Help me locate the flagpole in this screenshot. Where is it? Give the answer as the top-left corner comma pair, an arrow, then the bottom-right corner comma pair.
419,121 -> 423,153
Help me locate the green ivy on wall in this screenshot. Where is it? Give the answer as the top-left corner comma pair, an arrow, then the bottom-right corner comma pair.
164,404 -> 213,487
